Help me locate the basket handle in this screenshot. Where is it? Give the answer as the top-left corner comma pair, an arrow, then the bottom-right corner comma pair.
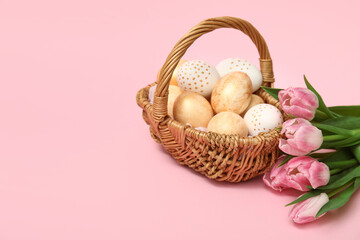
153,16 -> 274,123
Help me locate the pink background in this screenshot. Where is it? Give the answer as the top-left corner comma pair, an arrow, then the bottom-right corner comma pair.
1,0 -> 360,239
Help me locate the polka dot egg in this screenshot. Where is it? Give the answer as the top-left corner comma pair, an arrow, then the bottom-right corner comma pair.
244,104 -> 283,136
216,58 -> 263,92
177,60 -> 220,98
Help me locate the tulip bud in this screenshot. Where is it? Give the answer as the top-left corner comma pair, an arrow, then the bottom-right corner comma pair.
285,156 -> 330,191
263,156 -> 330,192
279,118 -> 323,156
279,87 -> 319,121
263,156 -> 288,192
289,193 -> 329,224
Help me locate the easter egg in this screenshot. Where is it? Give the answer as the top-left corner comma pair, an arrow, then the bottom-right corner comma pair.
148,84 -> 157,105
216,58 -> 263,92
244,104 -> 283,136
177,60 -> 220,98
156,59 -> 187,86
167,85 -> 183,118
195,127 -> 208,132
241,94 -> 265,117
173,92 -> 214,128
207,111 -> 248,136
148,84 -> 182,119
211,71 -> 252,114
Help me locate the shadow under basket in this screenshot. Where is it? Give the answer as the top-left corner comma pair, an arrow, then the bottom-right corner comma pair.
136,16 -> 285,182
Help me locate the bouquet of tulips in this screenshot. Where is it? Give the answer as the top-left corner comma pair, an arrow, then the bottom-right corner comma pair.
262,76 -> 360,224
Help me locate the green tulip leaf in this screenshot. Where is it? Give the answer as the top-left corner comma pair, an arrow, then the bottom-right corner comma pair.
329,106 -> 360,117
318,166 -> 360,190
313,115 -> 329,123
309,151 -> 336,159
304,75 -> 336,119
327,166 -> 357,185
352,144 -> 360,163
330,169 -> 343,175
320,142 -> 337,149
261,87 -> 282,101
312,123 -> 353,136
277,155 -> 296,168
314,110 -> 333,122
285,190 -> 323,206
325,159 -> 357,169
321,134 -> 360,148
316,177 -> 360,217
321,116 -> 360,130
318,148 -> 353,164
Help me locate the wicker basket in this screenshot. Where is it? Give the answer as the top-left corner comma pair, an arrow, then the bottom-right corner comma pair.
136,16 -> 284,182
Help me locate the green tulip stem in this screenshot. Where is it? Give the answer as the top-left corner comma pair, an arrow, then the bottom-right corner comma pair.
325,159 -> 358,169
316,109 -> 329,119
327,180 -> 355,198
330,169 -> 343,175
313,123 -> 353,136
323,135 -> 348,142
351,144 -> 360,163
352,129 -> 360,135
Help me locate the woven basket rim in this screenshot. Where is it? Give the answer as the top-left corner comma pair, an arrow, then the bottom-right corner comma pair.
137,83 -> 283,147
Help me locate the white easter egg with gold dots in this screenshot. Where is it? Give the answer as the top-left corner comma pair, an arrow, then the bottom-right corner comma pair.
216,58 -> 263,92
244,104 -> 283,136
177,60 -> 220,98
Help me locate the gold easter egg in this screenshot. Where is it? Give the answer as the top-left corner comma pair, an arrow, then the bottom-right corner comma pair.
211,71 -> 252,114
167,85 -> 182,118
241,94 -> 265,117
156,59 -> 187,86
207,111 -> 248,136
173,92 -> 214,128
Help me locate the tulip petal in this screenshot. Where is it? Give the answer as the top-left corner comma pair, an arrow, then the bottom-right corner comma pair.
280,138 -> 309,156
289,193 -> 329,224
281,118 -> 312,136
308,162 -> 330,189
279,87 -> 319,121
288,105 -> 315,120
293,126 -> 323,153
284,157 -> 313,191
263,157 -> 289,192
292,88 -> 319,107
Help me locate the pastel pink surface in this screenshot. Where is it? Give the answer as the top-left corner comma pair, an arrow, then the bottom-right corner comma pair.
1,0 -> 360,240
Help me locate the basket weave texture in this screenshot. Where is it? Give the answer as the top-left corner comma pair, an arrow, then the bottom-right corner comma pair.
136,16 -> 285,182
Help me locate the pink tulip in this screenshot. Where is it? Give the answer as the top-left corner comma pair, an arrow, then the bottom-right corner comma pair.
263,156 -> 289,192
279,118 -> 323,156
285,156 -> 330,191
263,156 -> 329,192
289,193 -> 329,224
279,87 -> 319,121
